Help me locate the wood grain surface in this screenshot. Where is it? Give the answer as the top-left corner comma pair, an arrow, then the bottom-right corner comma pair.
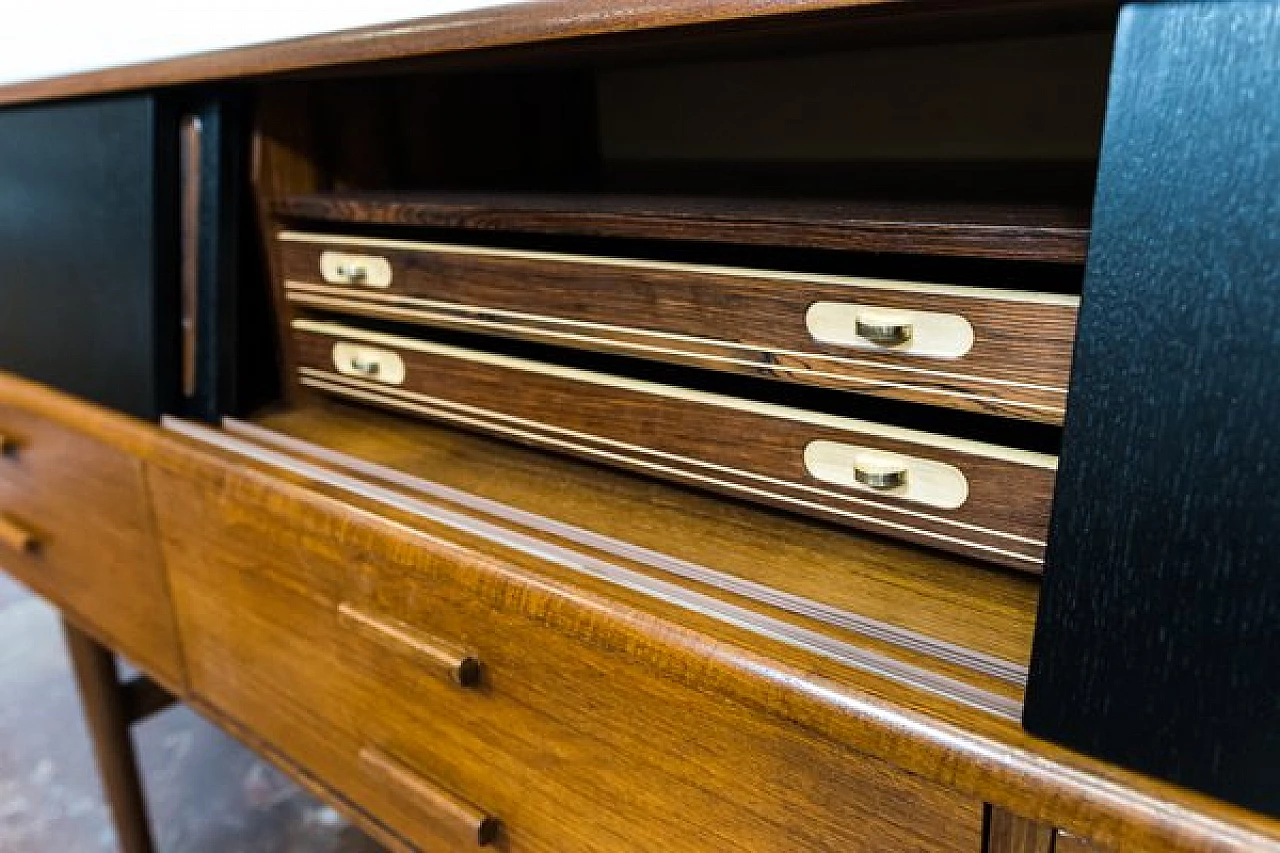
142,416 -> 1280,853
987,806 -> 1056,853
277,191 -> 1091,264
149,432 -> 987,853
240,400 -> 1042,675
208,413 -> 1027,718
0,374 -> 185,690
62,619 -> 159,853
1055,830 -> 1107,853
0,0 -> 1116,108
279,232 -> 1078,421
292,320 -> 1057,569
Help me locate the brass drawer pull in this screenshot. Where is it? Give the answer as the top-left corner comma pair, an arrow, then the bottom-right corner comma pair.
349,353 -> 381,377
360,746 -> 500,847
806,302 -> 975,357
854,316 -> 914,346
336,262 -> 368,283
804,441 -> 969,510
339,603 -> 482,688
331,342 -> 406,385
0,513 -> 38,554
320,251 -> 393,287
853,462 -> 909,490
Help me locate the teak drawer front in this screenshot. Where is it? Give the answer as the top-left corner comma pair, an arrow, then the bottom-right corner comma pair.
294,320 -> 1057,571
278,232 -> 1078,424
0,400 -> 182,686
150,437 -> 985,853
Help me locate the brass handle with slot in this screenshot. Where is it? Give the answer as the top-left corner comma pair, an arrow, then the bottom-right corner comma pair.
855,315 -> 914,346
349,354 -> 381,378
853,462 -> 909,491
360,746 -> 500,847
336,263 -> 368,283
0,513 -> 38,554
338,603 -> 482,688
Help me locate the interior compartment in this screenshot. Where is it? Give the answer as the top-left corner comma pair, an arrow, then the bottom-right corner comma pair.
234,6 -> 1120,582
256,25 -> 1115,264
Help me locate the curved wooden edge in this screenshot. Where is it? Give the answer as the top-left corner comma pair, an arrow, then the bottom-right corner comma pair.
147,418 -> 1280,853
0,371 -> 166,458
0,0 -> 1111,107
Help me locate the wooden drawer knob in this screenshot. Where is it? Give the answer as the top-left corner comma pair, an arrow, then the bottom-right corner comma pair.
339,603 -> 482,688
360,746 -> 500,847
0,513 -> 38,554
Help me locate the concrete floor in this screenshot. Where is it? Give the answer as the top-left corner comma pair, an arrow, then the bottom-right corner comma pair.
0,573 -> 384,853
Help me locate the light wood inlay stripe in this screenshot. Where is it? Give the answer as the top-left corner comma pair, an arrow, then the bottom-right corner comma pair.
299,369 -> 1045,563
284,282 -> 1071,396
292,319 -> 1058,470
280,230 -> 1080,307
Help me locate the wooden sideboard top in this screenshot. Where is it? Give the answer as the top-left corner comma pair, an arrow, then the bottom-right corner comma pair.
0,0 -> 1115,107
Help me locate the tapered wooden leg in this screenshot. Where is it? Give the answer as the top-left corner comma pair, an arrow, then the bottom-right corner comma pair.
62,618 -> 157,853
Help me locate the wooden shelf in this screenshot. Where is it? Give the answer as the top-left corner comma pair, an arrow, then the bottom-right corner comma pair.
274,190 -> 1092,263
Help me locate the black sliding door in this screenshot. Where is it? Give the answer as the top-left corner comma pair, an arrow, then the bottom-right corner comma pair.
0,96 -> 174,419
1025,0 -> 1280,819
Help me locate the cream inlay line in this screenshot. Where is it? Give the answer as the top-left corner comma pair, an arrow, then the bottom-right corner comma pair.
299,365 -> 1047,549
300,370 -> 1044,564
279,230 -> 1080,307
284,281 -> 1071,397
287,290 -> 1063,413
292,319 -> 1058,471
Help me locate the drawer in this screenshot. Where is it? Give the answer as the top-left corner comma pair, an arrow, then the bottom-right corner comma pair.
293,319 -> 1057,571
278,231 -> 1078,424
0,395 -> 183,687
149,435 -> 986,853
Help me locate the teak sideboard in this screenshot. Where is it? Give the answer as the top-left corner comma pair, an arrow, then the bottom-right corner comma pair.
0,2 -> 1278,852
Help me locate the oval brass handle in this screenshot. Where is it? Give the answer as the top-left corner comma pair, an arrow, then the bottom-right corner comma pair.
855,316 -> 914,346
335,263 -> 368,283
360,746 -> 500,847
0,513 -> 39,554
338,603 -> 482,688
853,463 -> 909,491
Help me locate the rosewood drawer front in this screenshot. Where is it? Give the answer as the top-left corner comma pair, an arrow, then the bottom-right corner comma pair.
278,232 -> 1079,424
0,401 -> 183,687
293,320 -> 1057,571
149,438 -> 986,853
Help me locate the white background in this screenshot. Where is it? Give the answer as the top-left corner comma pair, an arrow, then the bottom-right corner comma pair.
0,1 -> 513,86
